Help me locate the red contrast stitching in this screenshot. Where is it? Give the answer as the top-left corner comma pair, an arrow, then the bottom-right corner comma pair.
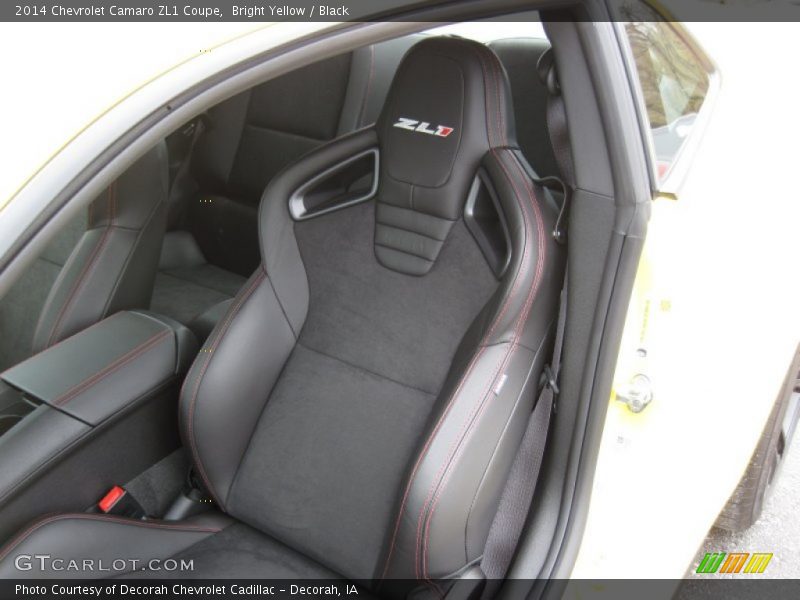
418,52 -> 547,585
416,146 -> 544,583
471,43 -> 508,149
411,46 -> 521,584
482,48 -> 506,148
0,513 -> 220,564
182,269 -> 267,508
52,329 -> 171,407
46,183 -> 117,347
420,149 -> 546,584
379,43 -> 527,582
1,313 -> 126,380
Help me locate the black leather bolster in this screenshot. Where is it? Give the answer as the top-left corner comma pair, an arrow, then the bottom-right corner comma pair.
1,311 -> 197,426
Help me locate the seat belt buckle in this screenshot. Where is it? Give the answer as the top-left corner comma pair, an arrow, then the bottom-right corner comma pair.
97,486 -> 146,519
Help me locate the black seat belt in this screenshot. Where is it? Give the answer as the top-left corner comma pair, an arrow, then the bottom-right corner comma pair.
479,47 -> 574,595
167,114 -> 209,226
538,46 -> 575,246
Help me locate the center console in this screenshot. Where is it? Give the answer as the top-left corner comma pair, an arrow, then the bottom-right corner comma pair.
0,310 -> 197,540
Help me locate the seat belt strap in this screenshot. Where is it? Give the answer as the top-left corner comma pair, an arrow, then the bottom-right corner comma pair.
172,116 -> 207,186
537,48 -> 575,245
480,272 -> 568,591
167,115 -> 209,225
546,85 -> 575,191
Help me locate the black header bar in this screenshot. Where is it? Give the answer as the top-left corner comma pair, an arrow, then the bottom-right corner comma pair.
3,0 -> 800,22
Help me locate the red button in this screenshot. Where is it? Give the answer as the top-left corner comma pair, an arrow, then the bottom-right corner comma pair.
98,486 -> 126,513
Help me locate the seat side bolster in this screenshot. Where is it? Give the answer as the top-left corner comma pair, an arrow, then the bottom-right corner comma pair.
427,344 -> 544,579
178,270 -> 296,511
0,513 -> 229,578
380,148 -> 564,583
182,129 -> 379,512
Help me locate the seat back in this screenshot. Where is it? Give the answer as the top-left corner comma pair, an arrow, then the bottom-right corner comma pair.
30,142 -> 169,353
178,36 -> 424,276
0,214 -> 85,370
489,37 -> 559,178
180,38 -> 564,588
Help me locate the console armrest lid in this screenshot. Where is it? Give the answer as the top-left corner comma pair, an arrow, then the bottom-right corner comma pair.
1,311 -> 194,425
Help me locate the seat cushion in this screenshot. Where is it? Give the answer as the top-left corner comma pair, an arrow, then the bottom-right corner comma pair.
151,265 -> 246,326
132,522 -> 341,579
0,513 -> 340,580
0,513 -> 225,579
150,230 -> 248,333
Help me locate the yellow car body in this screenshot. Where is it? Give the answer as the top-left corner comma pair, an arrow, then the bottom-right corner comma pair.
574,22 -> 800,580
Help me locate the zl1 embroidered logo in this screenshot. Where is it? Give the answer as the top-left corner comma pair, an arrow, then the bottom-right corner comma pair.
392,117 -> 454,138
695,552 -> 773,574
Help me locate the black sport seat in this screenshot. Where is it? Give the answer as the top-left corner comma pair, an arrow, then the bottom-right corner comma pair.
0,38 -> 564,588
0,143 -> 168,371
150,37 -> 423,335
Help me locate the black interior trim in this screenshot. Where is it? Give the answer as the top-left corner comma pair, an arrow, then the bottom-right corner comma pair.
464,169 -> 512,278
288,147 -> 379,220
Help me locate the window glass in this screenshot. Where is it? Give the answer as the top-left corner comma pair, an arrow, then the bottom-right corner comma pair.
624,17 -> 710,180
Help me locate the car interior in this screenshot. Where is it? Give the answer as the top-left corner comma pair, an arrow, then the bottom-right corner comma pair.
0,10 -> 643,594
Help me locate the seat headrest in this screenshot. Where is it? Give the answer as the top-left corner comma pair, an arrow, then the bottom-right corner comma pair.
373,37 -> 516,275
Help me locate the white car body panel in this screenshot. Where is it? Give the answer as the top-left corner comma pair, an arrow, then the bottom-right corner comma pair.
572,22 -> 800,580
